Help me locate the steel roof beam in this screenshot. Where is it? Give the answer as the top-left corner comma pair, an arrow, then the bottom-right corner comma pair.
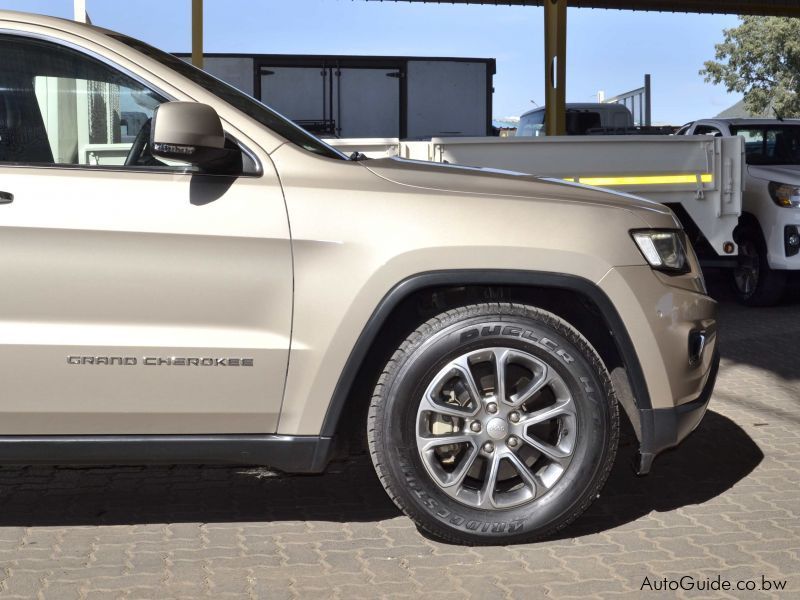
368,1 -> 800,17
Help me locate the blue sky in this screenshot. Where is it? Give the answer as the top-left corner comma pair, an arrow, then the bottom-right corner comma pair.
1,0 -> 741,123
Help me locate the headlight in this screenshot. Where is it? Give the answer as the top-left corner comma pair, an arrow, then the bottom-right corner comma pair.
768,182 -> 800,208
631,229 -> 690,274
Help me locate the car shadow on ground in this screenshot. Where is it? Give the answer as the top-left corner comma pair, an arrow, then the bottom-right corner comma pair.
556,410 -> 763,539
0,410 -> 761,537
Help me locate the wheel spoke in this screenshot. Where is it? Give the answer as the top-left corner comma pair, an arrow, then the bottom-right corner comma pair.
417,436 -> 478,489
477,452 -> 502,508
419,433 -> 474,453
446,445 -> 480,490
521,432 -> 572,466
450,357 -> 484,411
505,451 -> 538,496
510,365 -> 552,407
518,397 -> 574,427
419,393 -> 475,419
491,348 -> 509,403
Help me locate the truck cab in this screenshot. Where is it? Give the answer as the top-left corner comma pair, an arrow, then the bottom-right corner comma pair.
681,118 -> 800,305
516,103 -> 634,137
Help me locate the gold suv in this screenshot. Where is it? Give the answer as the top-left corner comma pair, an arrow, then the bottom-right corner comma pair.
0,11 -> 717,544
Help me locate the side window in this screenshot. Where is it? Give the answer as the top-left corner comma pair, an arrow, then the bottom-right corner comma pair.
0,34 -> 175,169
693,125 -> 723,137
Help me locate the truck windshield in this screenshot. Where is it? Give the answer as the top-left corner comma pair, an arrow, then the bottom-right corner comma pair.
109,34 -> 348,161
517,109 -> 603,137
730,125 -> 800,166
516,110 -> 544,137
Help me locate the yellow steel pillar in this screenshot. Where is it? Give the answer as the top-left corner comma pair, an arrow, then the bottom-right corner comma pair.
544,0 -> 567,136
192,0 -> 204,68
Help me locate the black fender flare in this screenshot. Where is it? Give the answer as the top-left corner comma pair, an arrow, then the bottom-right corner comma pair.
319,269 -> 652,439
733,212 -> 764,246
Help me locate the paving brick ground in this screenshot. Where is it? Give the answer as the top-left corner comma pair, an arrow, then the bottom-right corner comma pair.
0,277 -> 798,599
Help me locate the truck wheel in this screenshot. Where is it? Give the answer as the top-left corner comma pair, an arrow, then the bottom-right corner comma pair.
368,303 -> 618,545
732,234 -> 786,306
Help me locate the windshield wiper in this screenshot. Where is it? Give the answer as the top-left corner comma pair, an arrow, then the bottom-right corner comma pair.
350,151 -> 369,161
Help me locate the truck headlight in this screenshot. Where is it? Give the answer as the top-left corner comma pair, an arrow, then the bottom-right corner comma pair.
631,230 -> 690,274
768,182 -> 800,208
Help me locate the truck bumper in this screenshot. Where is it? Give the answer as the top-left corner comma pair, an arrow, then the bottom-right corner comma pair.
634,348 -> 719,474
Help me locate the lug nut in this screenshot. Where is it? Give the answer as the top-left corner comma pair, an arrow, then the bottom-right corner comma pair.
507,436 -> 519,448
509,412 -> 520,423
486,402 -> 498,414
483,441 -> 495,453
470,421 -> 481,433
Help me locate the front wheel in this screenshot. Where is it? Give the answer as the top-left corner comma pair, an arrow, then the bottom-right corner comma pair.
368,303 -> 618,545
732,234 -> 786,306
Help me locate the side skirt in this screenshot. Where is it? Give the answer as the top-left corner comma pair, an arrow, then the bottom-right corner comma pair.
0,435 -> 334,473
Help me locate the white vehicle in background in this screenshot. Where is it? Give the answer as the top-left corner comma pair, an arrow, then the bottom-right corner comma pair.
680,119 -> 800,305
515,103 -> 676,137
516,103 -> 634,136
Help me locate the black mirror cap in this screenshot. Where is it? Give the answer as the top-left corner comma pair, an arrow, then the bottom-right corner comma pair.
150,102 -> 231,170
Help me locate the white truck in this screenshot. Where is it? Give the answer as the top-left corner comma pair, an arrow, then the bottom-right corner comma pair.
678,119 -> 800,305
331,134 -> 745,278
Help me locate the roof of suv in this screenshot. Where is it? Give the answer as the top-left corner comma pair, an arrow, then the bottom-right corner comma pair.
0,9 -> 112,37
695,118 -> 800,126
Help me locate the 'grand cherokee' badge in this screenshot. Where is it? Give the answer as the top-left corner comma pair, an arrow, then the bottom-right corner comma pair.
67,356 -> 254,366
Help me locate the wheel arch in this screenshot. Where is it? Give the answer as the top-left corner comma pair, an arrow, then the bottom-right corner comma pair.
734,212 -> 764,245
320,270 -> 652,448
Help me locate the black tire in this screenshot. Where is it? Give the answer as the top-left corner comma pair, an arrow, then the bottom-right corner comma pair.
732,231 -> 786,307
368,303 -> 618,545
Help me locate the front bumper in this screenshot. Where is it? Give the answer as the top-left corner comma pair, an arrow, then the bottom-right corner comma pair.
598,265 -> 718,474
766,220 -> 800,270
634,347 -> 719,474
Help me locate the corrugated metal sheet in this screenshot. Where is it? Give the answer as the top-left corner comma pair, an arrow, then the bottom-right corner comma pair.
365,1 -> 800,17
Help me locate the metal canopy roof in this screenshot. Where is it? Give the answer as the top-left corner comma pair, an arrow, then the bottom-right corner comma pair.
369,1 -> 800,17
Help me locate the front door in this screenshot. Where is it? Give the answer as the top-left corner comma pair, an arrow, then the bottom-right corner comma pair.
0,34 -> 292,435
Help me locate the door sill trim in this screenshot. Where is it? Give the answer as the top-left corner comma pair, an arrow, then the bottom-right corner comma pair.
0,434 -> 335,473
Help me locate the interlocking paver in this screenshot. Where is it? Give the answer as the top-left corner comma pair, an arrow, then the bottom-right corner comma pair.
0,285 -> 799,598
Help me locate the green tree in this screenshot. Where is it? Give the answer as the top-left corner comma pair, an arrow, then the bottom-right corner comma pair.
701,16 -> 800,118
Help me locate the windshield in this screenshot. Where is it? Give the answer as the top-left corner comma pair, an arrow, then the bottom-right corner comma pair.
516,108 -> 603,137
109,33 -> 348,161
731,125 -> 800,166
516,109 -> 544,137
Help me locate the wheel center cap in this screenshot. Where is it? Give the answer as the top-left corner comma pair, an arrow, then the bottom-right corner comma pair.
486,417 -> 509,440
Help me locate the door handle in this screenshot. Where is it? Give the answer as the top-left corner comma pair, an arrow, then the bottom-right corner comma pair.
0,191 -> 12,205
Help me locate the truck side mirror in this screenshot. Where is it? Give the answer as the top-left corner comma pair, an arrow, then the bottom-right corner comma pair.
150,102 -> 230,170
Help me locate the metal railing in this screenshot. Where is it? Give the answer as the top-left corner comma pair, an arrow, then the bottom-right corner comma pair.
604,74 -> 651,126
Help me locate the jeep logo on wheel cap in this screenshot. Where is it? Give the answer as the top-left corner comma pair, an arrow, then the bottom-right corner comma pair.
486,417 -> 508,440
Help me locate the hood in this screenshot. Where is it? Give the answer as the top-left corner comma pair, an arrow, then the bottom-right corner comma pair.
364,157 -> 675,224
748,164 -> 800,184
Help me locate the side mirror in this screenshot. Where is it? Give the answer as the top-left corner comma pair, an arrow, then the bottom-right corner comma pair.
150,102 -> 230,169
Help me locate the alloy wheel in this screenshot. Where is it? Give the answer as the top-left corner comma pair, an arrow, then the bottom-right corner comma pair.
415,347 -> 577,510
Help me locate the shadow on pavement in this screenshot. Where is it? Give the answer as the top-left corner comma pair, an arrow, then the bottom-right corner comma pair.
0,410 -> 760,535
0,457 -> 401,527
559,409 -> 763,539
